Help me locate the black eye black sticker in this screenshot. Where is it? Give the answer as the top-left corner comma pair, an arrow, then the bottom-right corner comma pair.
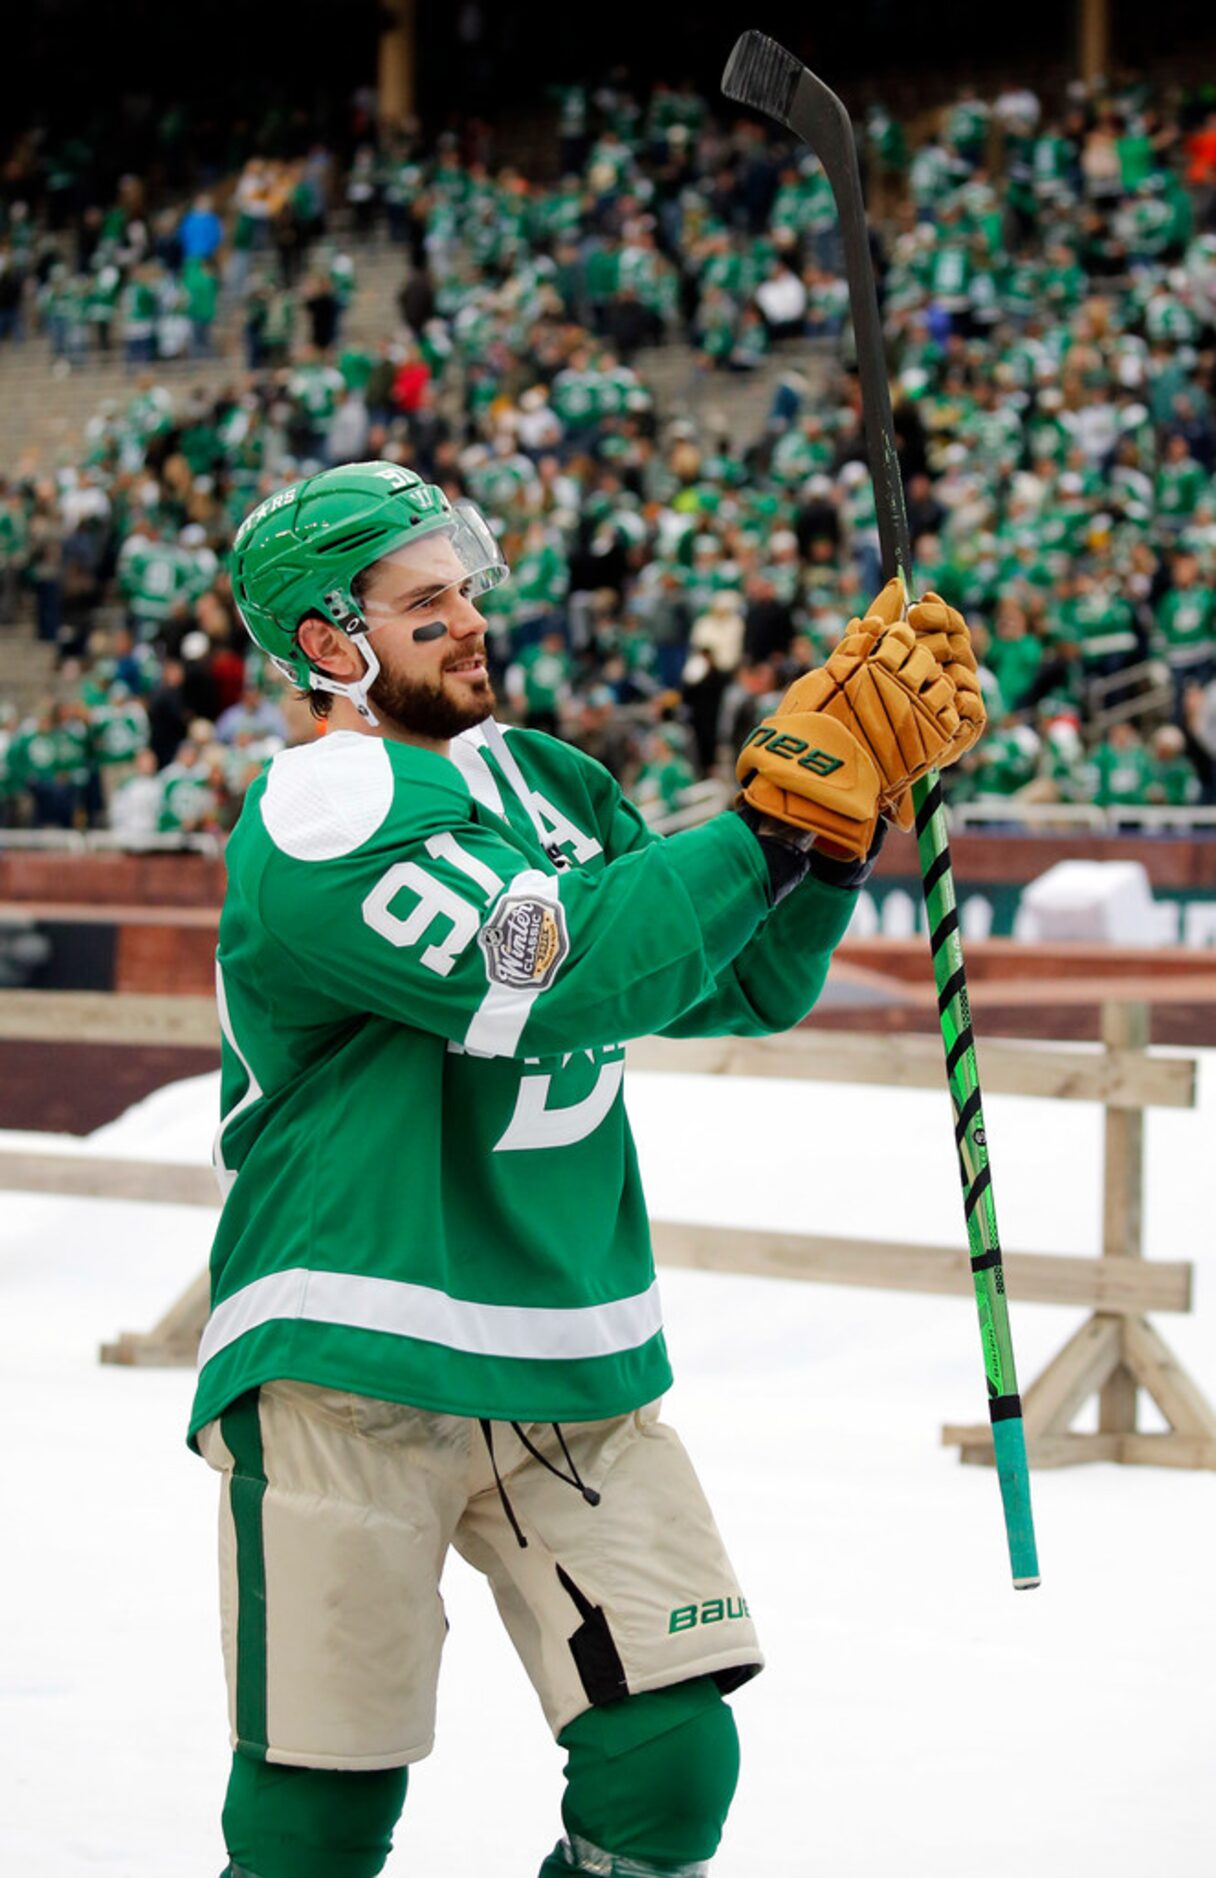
411,619 -> 448,643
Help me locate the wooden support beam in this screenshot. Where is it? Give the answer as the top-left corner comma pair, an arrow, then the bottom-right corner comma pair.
944,1309 -> 1216,1471
0,1157 -> 1191,1316
650,1222 -> 1190,1313
99,1332 -> 195,1367
71,1209 -> 1202,1379
0,995 -> 1198,1109
1120,1433 -> 1216,1470
1121,1316 -> 1216,1438
943,1427 -> 1216,1470
1079,0 -> 1111,85
1100,1004 -> 1146,1434
0,990 -> 219,1048
100,1268 -> 211,1367
943,1426 -> 1125,1469
0,1151 -> 218,1207
627,1028 -> 1196,1110
1102,1003 -> 1148,1258
1021,1315 -> 1125,1435
377,0 -> 417,125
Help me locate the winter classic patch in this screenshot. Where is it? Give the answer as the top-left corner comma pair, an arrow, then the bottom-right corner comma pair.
480,891 -> 569,991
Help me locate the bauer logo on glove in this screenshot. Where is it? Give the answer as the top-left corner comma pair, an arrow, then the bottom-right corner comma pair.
741,727 -> 845,777
735,710 -> 883,862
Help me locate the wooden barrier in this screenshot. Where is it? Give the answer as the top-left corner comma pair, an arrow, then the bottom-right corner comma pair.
0,988 -> 220,1048
1,991 -> 1213,1469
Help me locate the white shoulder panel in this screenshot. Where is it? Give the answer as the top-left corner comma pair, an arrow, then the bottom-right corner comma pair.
448,724 -> 506,815
260,733 -> 395,862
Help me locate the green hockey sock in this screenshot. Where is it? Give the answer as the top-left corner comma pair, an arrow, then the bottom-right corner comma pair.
222,1752 -> 408,1878
555,1678 -> 740,1872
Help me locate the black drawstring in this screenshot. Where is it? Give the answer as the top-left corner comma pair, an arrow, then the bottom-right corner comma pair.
514,1422 -> 602,1508
479,1419 -> 529,1549
478,1419 -> 602,1553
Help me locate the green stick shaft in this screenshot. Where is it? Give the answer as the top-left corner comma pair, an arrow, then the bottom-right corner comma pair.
910,771 -> 1039,1585
719,29 -> 1040,1586
834,155 -> 1041,1584
824,119 -> 1042,1586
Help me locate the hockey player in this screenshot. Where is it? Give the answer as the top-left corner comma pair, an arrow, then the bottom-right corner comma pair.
196,462 -> 984,1878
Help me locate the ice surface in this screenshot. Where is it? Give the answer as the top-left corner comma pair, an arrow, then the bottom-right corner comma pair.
2,1054 -> 1214,1876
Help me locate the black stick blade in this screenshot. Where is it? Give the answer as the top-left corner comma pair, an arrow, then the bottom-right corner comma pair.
721,31 -> 801,127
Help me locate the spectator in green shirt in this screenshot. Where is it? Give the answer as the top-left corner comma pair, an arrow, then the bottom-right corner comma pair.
969,715 -> 1041,799
505,629 -> 573,738
1148,724 -> 1201,806
987,598 -> 1045,711
1154,549 -> 1216,707
1156,434 -> 1206,533
1087,723 -> 1156,811
631,726 -> 696,817
10,701 -> 89,828
185,258 -> 220,358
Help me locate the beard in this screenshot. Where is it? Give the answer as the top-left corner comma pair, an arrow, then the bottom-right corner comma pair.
369,650 -> 497,742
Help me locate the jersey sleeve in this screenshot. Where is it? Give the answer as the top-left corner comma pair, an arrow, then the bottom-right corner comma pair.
582,762 -> 858,1038
255,785 -> 773,1060
658,874 -> 857,1037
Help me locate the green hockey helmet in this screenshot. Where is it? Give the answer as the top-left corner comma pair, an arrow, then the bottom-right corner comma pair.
229,461 -> 508,713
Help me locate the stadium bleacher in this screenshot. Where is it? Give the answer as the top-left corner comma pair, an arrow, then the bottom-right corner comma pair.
2,68 -> 1216,839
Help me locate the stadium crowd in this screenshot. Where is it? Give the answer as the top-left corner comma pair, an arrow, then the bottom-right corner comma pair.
4,68 -> 1216,836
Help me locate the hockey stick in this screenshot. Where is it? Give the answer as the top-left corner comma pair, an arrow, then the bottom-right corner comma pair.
723,31 -> 1040,1589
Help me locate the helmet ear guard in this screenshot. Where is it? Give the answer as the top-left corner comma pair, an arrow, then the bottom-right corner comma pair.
305,631 -> 384,726
291,584 -> 383,725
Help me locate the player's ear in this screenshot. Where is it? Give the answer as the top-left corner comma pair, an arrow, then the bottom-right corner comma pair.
297,613 -> 360,678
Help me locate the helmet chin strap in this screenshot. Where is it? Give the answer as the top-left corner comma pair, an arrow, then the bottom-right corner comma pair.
307,632 -> 383,727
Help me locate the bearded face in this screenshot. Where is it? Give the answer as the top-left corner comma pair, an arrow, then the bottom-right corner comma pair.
364,633 -> 496,742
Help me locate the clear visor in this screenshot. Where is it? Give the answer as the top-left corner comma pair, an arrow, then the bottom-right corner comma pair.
358,501 -> 509,631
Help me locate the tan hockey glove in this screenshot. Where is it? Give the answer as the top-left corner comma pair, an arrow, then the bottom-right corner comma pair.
775,610 -> 962,812
735,710 -> 884,863
886,591 -> 987,827
734,581 -> 929,863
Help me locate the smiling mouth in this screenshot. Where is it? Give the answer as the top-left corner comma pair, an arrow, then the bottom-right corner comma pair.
445,651 -> 489,677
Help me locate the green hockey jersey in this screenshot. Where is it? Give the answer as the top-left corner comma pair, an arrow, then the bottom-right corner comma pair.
189,724 -> 855,1444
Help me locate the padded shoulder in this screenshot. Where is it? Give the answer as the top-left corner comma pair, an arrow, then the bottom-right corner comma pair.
259,732 -> 473,863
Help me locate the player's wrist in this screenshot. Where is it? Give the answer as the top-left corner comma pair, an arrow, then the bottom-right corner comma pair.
735,802 -> 887,901
734,802 -> 814,904
805,812 -> 888,889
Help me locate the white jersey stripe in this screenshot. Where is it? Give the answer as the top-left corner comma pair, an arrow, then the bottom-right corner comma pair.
198,1268 -> 664,1372
213,959 -> 264,1200
463,868 -> 563,1057
446,727 -> 506,814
